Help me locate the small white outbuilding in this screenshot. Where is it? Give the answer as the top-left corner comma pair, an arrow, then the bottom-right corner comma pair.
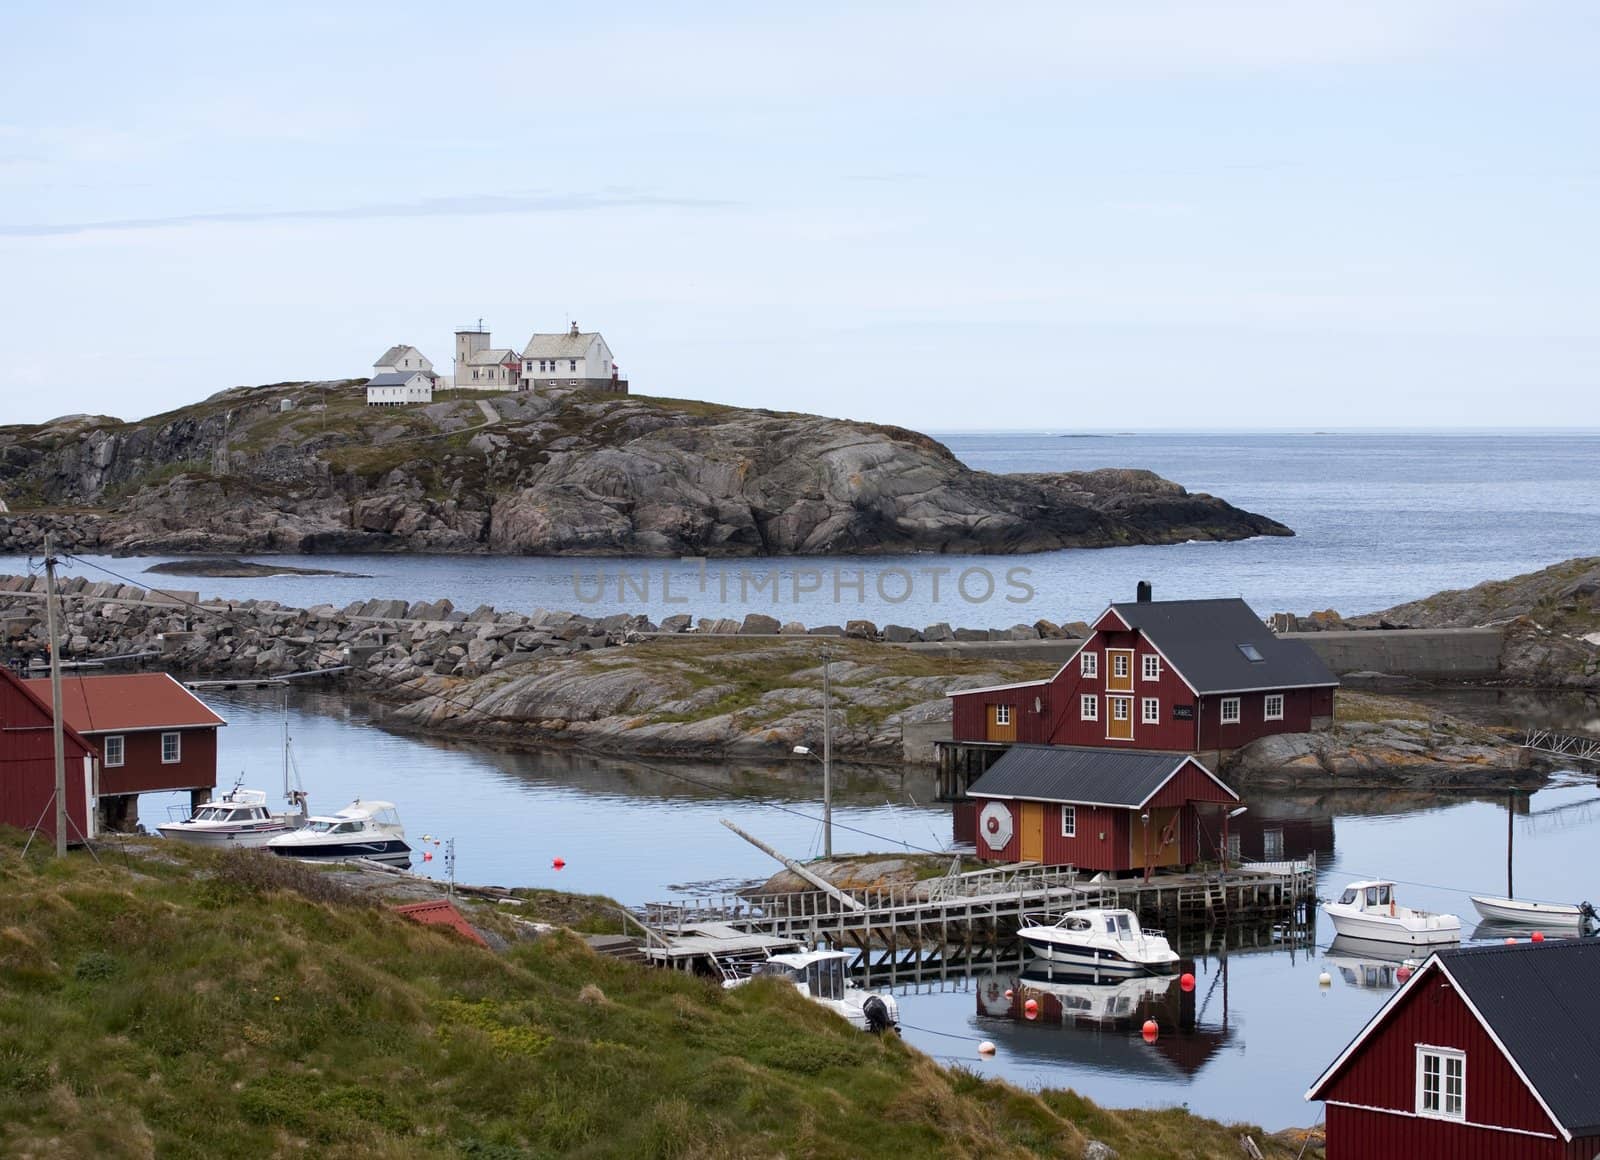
366,371 -> 434,406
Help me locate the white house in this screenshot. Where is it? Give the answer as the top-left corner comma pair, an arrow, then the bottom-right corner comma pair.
453,324 -> 521,391
373,345 -> 435,377
366,371 -> 434,406
520,322 -> 626,393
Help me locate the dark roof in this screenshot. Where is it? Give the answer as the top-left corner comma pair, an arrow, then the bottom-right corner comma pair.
1436,941 -> 1600,1137
1108,598 -> 1337,694
366,371 -> 427,387
965,744 -> 1237,808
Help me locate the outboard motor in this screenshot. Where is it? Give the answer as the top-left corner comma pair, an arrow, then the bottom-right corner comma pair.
862,995 -> 893,1035
1580,901 -> 1597,929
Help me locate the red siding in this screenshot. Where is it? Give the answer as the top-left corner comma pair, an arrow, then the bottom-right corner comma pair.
1143,761 -> 1238,809
0,674 -> 94,842
92,728 -> 217,796
1320,965 -> 1563,1156
1326,1104 -> 1575,1160
951,687 -> 1051,744
1039,802 -> 1132,872
974,800 -> 1021,862
951,620 -> 1336,755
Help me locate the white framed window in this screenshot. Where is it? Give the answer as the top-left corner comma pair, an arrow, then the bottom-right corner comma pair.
103,735 -> 124,767
1263,827 -> 1284,861
1061,805 -> 1076,838
161,732 -> 181,764
1111,697 -> 1130,722
1141,697 -> 1160,725
1220,697 -> 1241,725
994,704 -> 1011,726
1142,654 -> 1160,681
1112,653 -> 1130,679
1079,651 -> 1098,678
1416,1046 -> 1464,1120
1080,695 -> 1097,721
1264,693 -> 1285,721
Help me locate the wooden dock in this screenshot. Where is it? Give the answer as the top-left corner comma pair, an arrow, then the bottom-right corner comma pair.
638,859 -> 1316,971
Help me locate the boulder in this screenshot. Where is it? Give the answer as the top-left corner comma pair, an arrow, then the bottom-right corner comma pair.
845,619 -> 879,640
808,625 -> 845,636
922,622 -> 954,642
882,624 -> 920,643
740,613 -> 782,635
658,614 -> 693,633
952,628 -> 988,642
779,621 -> 809,635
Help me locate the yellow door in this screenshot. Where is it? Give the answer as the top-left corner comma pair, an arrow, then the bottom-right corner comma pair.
1132,806 -> 1183,869
1107,649 -> 1135,693
986,703 -> 1017,743
1019,802 -> 1045,863
1107,696 -> 1133,741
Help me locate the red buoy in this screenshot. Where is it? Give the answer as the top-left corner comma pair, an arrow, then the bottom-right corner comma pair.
1396,965 -> 1412,982
422,852 -> 433,862
1505,936 -> 1517,944
1532,931 -> 1545,943
1023,997 -> 1039,1020
1180,972 -> 1195,992
552,857 -> 566,870
1004,989 -> 1014,1000
1141,1019 -> 1158,1042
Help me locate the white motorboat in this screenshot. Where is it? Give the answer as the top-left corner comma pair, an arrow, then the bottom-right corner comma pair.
1018,908 -> 1180,976
156,786 -> 307,848
1470,895 -> 1598,930
1322,880 -> 1460,946
266,800 -> 411,865
727,950 -> 899,1033
1013,969 -> 1175,1024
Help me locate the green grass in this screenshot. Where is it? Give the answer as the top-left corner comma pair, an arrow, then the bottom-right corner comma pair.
0,834 -> 1299,1159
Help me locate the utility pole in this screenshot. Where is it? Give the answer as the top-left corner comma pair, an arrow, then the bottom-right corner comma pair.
822,652 -> 833,859
43,534 -> 67,857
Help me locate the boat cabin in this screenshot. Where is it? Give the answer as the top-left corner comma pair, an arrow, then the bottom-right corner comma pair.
964,745 -> 1240,874
188,799 -> 275,827
1307,940 -> 1600,1158
1336,881 -> 1395,913
750,951 -> 851,1001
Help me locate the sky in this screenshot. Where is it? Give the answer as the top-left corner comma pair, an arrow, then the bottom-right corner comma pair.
1,1 -> 1596,430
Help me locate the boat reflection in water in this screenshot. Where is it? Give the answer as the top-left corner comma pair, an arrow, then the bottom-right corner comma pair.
1323,935 -> 1422,992
973,964 -> 1232,1079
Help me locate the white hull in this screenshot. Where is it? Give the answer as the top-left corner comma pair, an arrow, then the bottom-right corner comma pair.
1020,935 -> 1174,975
154,824 -> 290,849
1470,896 -> 1593,928
1324,908 -> 1460,946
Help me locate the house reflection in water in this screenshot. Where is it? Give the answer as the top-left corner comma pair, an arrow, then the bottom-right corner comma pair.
1225,798 -> 1335,865
974,965 -> 1233,1079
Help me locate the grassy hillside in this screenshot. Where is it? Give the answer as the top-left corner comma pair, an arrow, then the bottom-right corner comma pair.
0,835 -> 1299,1159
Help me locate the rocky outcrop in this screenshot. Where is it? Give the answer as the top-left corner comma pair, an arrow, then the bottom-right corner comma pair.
0,382 -> 1290,557
1225,712 -> 1537,790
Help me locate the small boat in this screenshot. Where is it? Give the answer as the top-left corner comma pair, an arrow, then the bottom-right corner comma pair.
1470,895 -> 1598,930
1018,908 -> 1180,976
156,786 -> 307,848
266,799 -> 411,864
1322,880 -> 1460,946
726,949 -> 899,1033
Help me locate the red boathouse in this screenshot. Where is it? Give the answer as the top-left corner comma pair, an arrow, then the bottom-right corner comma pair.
1307,940 -> 1600,1159
25,672 -> 224,829
949,590 -> 1337,758
964,745 -> 1239,873
0,666 -> 98,844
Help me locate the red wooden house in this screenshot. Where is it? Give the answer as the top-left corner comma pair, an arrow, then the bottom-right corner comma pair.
25,673 -> 223,829
950,590 -> 1336,757
965,744 -> 1239,873
0,666 -> 97,844
1307,941 -> 1600,1159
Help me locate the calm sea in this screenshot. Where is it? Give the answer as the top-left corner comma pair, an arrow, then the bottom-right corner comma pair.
9,431 -> 1598,625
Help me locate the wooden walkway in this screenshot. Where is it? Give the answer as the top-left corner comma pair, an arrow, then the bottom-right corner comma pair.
1523,728 -> 1600,765
638,859 -> 1317,968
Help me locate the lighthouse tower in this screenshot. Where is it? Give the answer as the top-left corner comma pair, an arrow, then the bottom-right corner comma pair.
454,320 -> 491,385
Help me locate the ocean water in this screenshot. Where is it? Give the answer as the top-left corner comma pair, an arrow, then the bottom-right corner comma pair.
7,431 -> 1597,626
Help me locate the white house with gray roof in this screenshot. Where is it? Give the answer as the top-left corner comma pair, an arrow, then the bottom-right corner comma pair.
366,371 -> 434,406
372,345 -> 435,378
520,322 -> 626,393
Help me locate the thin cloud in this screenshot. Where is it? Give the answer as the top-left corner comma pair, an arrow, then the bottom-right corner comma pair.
0,189 -> 733,238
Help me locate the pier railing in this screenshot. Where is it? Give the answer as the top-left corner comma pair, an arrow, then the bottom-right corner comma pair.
1522,728 -> 1600,764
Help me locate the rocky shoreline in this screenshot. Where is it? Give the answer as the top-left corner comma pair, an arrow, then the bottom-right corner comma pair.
0,572 -> 1555,788
0,383 -> 1290,556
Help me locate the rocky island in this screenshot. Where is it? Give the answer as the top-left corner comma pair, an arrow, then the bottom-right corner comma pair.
0,381 -> 1289,556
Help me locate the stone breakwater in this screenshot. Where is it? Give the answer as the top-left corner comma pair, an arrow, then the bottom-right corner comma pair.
0,572 -> 1076,684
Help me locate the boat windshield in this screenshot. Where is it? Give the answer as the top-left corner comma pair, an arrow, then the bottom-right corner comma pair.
1365,885 -> 1392,908
1104,913 -> 1135,940
189,807 -> 224,823
748,963 -> 800,982
1337,889 -> 1358,905
806,958 -> 846,1001
305,819 -> 341,833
